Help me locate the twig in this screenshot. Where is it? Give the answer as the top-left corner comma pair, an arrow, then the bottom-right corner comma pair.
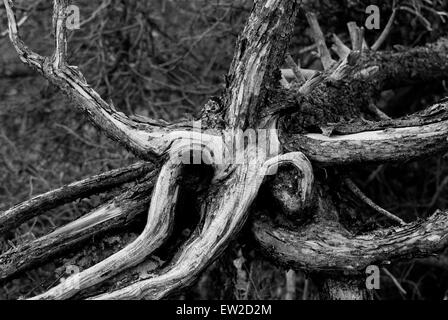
306,12 -> 335,70
382,267 -> 408,296
372,1 -> 398,51
367,102 -> 391,120
344,178 -> 406,226
0,162 -> 153,234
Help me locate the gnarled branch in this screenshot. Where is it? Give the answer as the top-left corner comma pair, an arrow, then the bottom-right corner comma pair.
253,210 -> 448,273
0,162 -> 153,234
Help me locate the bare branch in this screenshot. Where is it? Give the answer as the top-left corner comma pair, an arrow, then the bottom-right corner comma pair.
273,37 -> 448,117
30,157 -> 184,299
382,267 -> 407,295
224,0 -> 299,129
0,173 -> 156,282
344,178 -> 406,226
52,0 -> 68,69
3,0 -> 179,160
298,72 -> 325,95
347,22 -> 361,51
87,153 -> 313,300
331,34 -> 351,60
2,0 -> 45,69
366,101 -> 391,121
0,162 -> 153,234
285,116 -> 448,165
306,12 -> 335,70
253,209 -> 448,273
281,68 -> 316,81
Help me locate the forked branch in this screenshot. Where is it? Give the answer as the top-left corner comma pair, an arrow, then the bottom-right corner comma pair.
3,0 -> 182,161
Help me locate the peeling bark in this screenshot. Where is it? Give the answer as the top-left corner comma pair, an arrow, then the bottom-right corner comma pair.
252,210 -> 448,273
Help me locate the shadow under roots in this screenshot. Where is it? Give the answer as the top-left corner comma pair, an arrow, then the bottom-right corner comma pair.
154,164 -> 215,262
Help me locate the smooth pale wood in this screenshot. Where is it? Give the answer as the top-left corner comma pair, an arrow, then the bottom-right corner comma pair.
306,12 -> 335,70
30,156 -> 184,299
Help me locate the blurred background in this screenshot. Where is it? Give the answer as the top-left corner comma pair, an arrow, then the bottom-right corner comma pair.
1,0 -> 448,300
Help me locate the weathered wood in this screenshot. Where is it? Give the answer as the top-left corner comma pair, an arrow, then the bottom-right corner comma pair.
0,162 -> 153,234
306,12 -> 335,70
0,171 -> 157,282
272,37 -> 448,122
284,109 -> 448,165
253,210 -> 448,273
3,0 -> 182,161
224,0 -> 298,129
31,156 -> 184,299
3,0 -> 448,301
90,152 -> 313,300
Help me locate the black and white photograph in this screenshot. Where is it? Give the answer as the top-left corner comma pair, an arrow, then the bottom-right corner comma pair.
1,0 -> 448,308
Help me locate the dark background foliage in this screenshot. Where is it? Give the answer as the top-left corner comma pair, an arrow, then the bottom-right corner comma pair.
1,0 -> 448,299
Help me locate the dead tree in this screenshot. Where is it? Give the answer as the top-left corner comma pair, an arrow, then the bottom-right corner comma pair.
2,0 -> 448,300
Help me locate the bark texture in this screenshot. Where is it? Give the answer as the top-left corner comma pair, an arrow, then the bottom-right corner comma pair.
2,0 -> 448,300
